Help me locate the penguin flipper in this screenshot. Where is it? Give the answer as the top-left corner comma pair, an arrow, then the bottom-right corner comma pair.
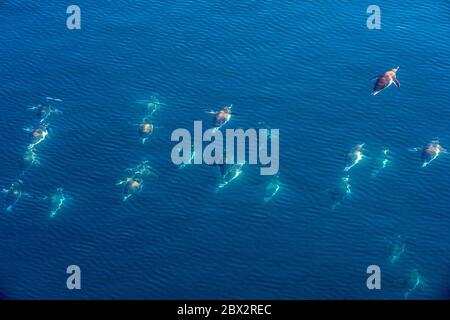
393,76 -> 401,87
371,89 -> 383,96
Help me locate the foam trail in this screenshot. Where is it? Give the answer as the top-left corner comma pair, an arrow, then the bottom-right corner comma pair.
344,144 -> 365,172
404,270 -> 424,299
331,175 -> 351,210
344,152 -> 363,172
217,163 -> 245,190
178,147 -> 195,170
422,149 -> 439,168
388,235 -> 405,263
264,177 -> 280,203
50,188 -> 66,218
372,149 -> 390,177
45,97 -> 63,102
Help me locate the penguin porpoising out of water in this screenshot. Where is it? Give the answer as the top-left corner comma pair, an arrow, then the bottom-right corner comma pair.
371,67 -> 400,96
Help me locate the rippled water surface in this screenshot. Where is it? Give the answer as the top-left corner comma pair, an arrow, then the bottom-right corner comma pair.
1,0 -> 450,299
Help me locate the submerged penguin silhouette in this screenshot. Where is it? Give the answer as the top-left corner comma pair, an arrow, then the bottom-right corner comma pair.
217,161 -> 245,189
139,121 -> 154,144
371,67 -> 400,96
27,101 -> 60,123
421,141 -> 446,167
403,269 -> 425,299
387,235 -> 406,264
409,140 -> 447,167
31,124 -> 49,146
207,105 -> 234,130
35,104 -> 53,122
117,161 -> 155,201
264,176 -> 281,203
121,177 -> 144,202
2,180 -> 23,212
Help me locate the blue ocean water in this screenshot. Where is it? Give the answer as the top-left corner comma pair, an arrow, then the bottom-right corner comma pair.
1,0 -> 450,299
